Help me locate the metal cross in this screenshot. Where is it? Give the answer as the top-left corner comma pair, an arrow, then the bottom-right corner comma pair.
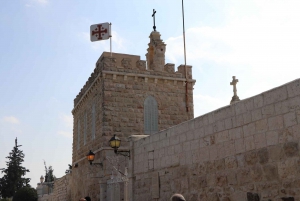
152,9 -> 157,31
230,76 -> 239,97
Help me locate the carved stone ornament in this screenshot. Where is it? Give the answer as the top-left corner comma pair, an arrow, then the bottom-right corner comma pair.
121,58 -> 132,69
136,60 -> 146,70
102,57 -> 116,67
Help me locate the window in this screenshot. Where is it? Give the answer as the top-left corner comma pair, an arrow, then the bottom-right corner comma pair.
84,112 -> 87,145
92,104 -> 96,140
144,96 -> 158,134
77,119 -> 80,150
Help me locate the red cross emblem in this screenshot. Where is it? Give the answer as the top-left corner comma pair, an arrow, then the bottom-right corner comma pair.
90,23 -> 110,42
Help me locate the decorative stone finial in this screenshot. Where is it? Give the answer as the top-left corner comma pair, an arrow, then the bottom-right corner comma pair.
230,76 -> 240,104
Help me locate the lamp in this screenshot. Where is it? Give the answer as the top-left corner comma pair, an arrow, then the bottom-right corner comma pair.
86,150 -> 103,167
109,134 -> 121,153
109,134 -> 130,158
87,150 -> 95,164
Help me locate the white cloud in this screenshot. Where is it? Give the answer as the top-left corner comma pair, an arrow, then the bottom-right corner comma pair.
25,0 -> 48,7
57,131 -> 72,138
166,0 -> 300,112
166,0 -> 300,70
2,116 -> 20,124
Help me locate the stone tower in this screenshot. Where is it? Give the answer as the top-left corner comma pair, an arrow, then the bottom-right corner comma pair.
146,31 -> 166,71
70,30 -> 196,200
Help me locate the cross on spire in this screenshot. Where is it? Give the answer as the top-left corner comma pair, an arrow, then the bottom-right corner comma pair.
230,76 -> 240,104
152,9 -> 157,31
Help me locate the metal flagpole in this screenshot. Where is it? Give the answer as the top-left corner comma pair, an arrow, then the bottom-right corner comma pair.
182,0 -> 189,112
109,23 -> 112,58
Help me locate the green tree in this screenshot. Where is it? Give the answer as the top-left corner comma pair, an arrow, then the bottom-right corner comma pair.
0,138 -> 30,198
12,187 -> 37,201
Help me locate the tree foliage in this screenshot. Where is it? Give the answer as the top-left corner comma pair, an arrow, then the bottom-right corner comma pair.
12,187 -> 37,201
0,138 -> 30,198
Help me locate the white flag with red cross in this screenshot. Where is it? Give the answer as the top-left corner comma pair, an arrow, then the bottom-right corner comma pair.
90,22 -> 110,42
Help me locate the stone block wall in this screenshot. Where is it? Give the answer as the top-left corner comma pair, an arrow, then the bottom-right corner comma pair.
38,175 -> 71,201
101,61 -> 194,138
72,74 -> 103,162
72,51 -> 195,162
131,79 -> 300,201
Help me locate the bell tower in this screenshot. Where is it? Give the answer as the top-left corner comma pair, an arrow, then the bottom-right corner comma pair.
70,10 -> 195,200
146,31 -> 166,71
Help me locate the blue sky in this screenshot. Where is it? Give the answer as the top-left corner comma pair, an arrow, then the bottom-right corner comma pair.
1,0 -> 300,187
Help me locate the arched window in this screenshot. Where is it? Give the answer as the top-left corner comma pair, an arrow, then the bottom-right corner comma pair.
77,119 -> 80,150
92,104 -> 96,140
144,96 -> 158,134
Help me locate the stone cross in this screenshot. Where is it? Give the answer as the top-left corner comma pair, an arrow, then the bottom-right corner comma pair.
152,9 -> 157,31
230,76 -> 240,104
230,76 -> 238,96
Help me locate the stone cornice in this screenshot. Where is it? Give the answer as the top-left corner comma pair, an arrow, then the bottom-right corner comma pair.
102,70 -> 196,83
72,69 -> 196,114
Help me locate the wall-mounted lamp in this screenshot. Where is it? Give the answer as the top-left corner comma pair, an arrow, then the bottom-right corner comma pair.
109,134 -> 130,158
86,150 -> 103,167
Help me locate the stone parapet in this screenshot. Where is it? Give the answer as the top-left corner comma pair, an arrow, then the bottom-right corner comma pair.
73,52 -> 194,108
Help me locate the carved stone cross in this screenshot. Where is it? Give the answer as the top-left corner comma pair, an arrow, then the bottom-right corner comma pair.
152,9 -> 157,31
230,76 -> 238,96
230,76 -> 240,104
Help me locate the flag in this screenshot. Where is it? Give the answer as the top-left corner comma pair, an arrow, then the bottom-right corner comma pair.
90,22 -> 110,42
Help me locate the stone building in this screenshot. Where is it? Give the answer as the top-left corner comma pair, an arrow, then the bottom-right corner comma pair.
69,30 -> 195,201
39,29 -> 300,201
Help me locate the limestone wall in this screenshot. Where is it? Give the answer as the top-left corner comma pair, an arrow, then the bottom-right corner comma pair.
102,61 -> 194,138
132,79 -> 300,201
72,51 -> 195,163
38,175 -> 71,201
72,76 -> 104,162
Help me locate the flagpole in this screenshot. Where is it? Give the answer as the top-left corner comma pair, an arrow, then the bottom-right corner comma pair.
182,0 -> 189,112
109,23 -> 112,58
